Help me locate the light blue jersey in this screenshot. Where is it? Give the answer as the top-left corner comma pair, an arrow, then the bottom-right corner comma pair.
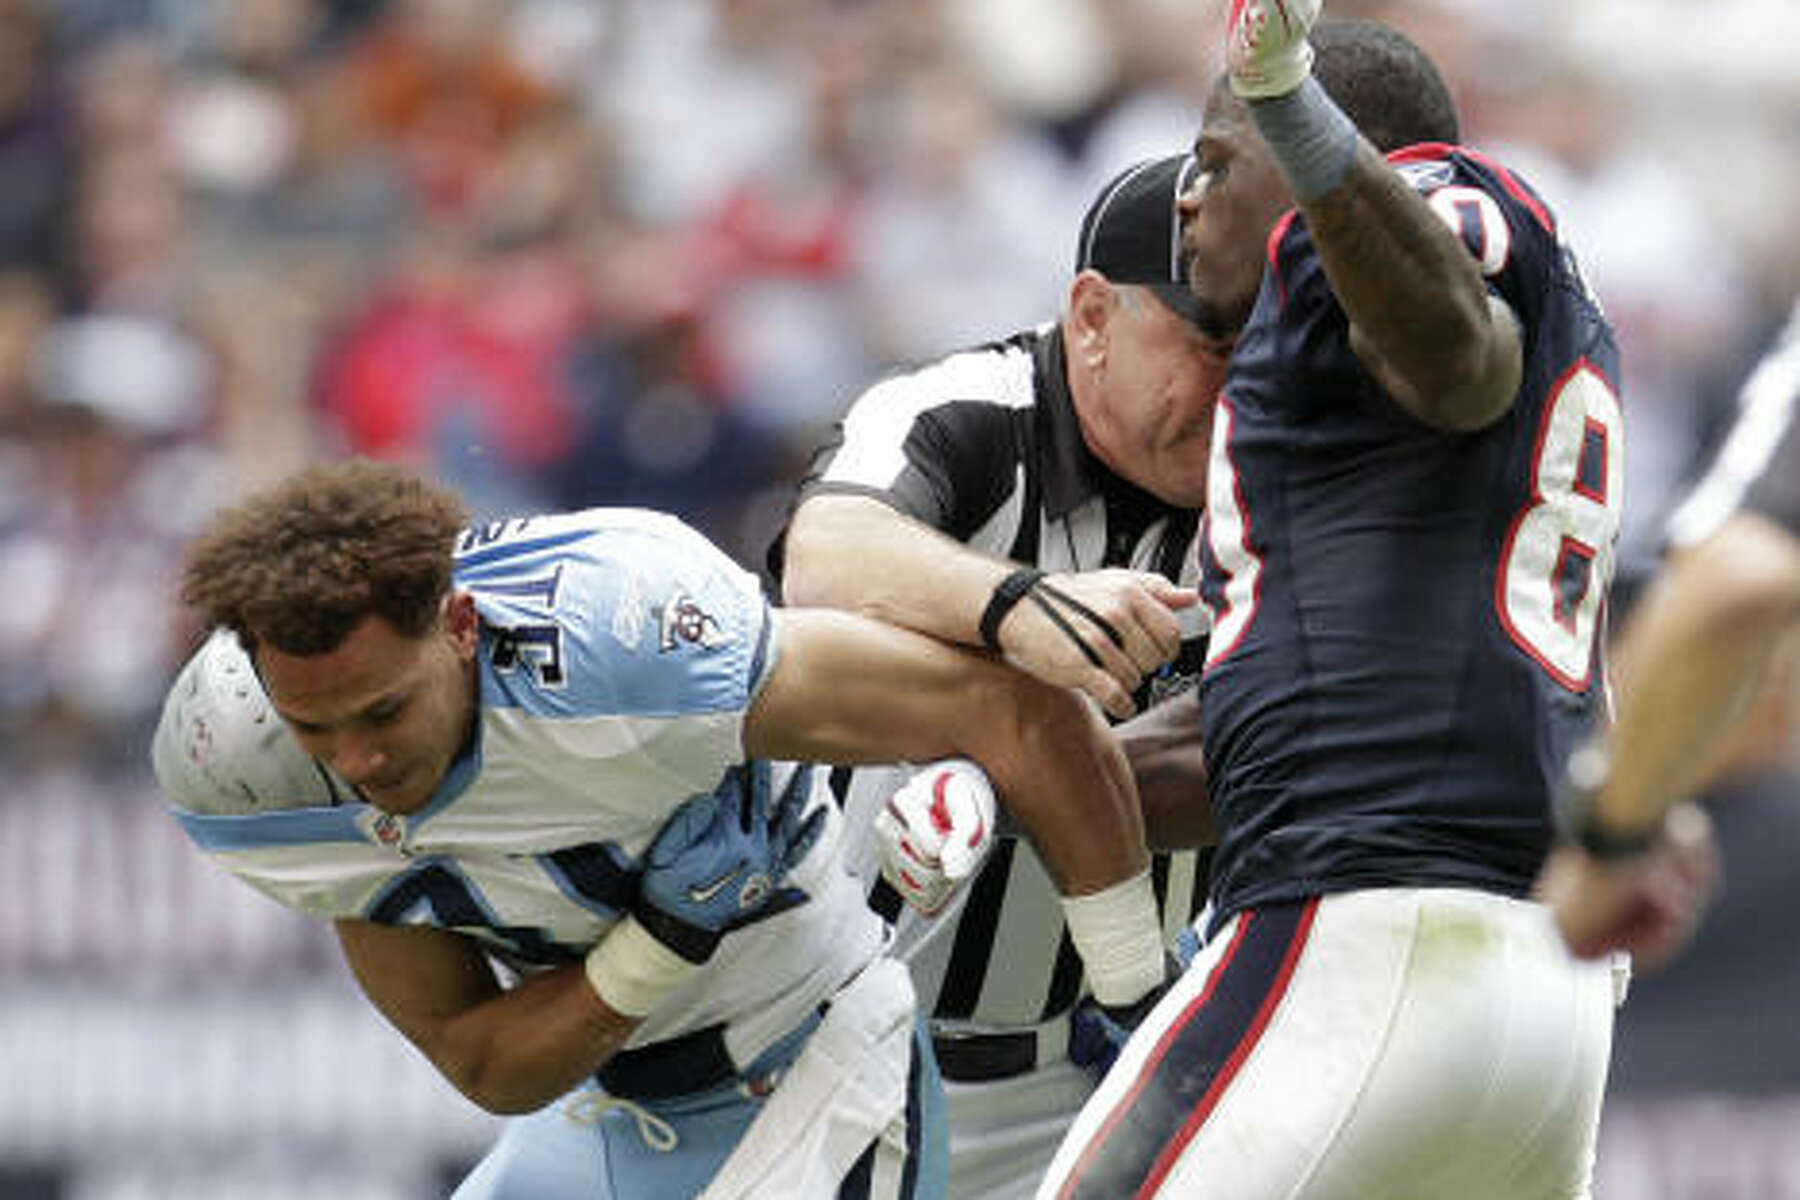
155,507 -> 882,1070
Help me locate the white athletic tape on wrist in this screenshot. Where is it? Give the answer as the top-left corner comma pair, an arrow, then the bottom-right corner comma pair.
1061,869 -> 1165,1008
584,915 -> 703,1018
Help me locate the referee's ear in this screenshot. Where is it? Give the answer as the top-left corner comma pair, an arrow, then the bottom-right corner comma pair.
1067,270 -> 1120,370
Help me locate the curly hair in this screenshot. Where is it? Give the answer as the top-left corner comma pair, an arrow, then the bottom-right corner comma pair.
183,460 -> 467,655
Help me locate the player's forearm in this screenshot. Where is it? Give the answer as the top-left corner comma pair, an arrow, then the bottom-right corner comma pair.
782,495 -> 1010,647
1299,140 -> 1518,431
414,964 -> 636,1115
983,687 -> 1167,1007
750,609 -> 1149,893
970,672 -> 1151,893
338,920 -> 638,1116
1117,688 -> 1217,850
1601,517 -> 1800,832
752,607 -> 1161,1003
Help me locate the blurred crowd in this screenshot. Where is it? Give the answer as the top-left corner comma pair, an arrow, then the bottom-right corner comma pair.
2,0 -> 1798,777
0,0 -> 1796,1196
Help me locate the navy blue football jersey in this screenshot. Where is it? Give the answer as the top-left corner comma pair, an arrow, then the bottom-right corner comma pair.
1198,145 -> 1624,929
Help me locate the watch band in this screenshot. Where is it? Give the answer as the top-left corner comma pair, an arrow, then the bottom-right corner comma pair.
1554,743 -> 1660,862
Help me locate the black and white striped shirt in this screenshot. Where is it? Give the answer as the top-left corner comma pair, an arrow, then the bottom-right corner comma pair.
1668,300 -> 1800,546
773,324 -> 1209,1031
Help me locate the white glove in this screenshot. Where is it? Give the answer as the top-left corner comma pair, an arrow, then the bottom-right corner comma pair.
874,759 -> 998,916
1227,0 -> 1323,99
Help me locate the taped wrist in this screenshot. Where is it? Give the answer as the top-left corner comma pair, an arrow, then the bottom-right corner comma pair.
980,568 -> 1045,652
1098,977 -> 1169,1030
1062,869 -> 1167,1008
584,915 -> 704,1018
1248,76 -> 1359,201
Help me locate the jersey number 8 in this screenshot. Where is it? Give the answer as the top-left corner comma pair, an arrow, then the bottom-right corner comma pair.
1496,362 -> 1623,690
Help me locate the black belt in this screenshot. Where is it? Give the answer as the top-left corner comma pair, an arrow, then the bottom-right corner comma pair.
597,1006 -> 828,1101
932,1013 -> 1071,1083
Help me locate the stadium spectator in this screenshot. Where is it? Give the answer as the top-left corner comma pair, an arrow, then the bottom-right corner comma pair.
0,0 -> 75,288
0,311 -> 216,768
343,0 -> 553,224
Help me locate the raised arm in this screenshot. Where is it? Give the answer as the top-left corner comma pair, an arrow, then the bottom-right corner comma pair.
1228,1 -> 1521,431
784,493 -> 1192,719
1299,143 -> 1521,431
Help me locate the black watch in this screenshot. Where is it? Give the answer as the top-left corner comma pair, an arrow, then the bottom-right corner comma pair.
1554,743 -> 1660,862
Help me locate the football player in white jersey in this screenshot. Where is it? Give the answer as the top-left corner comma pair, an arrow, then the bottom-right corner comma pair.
152,459 -> 1171,1200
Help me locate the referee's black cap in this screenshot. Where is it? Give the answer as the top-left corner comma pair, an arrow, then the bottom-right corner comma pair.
1075,153 -> 1205,327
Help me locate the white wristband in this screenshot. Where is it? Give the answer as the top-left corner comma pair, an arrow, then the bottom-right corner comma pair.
1061,869 -> 1166,1008
584,915 -> 704,1018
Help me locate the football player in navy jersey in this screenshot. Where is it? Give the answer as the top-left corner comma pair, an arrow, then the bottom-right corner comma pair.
1038,8 -> 1683,1199
1540,302 -> 1800,971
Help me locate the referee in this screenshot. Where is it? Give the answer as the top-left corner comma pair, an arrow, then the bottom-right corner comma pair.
771,153 -> 1226,1200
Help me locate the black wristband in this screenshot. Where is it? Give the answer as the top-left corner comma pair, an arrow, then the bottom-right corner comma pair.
633,903 -> 723,965
1563,802 -> 1661,861
1575,825 -> 1659,862
979,568 -> 1044,652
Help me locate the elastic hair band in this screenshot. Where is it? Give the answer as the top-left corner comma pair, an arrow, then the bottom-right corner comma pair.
979,568 -> 1045,652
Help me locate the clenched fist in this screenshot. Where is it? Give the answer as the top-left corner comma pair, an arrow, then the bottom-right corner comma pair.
874,759 -> 998,916
1227,0 -> 1323,99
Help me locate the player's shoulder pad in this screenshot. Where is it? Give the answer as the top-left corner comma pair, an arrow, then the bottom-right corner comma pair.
151,629 -> 342,816
1392,145 -> 1559,235
458,507 -> 732,584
